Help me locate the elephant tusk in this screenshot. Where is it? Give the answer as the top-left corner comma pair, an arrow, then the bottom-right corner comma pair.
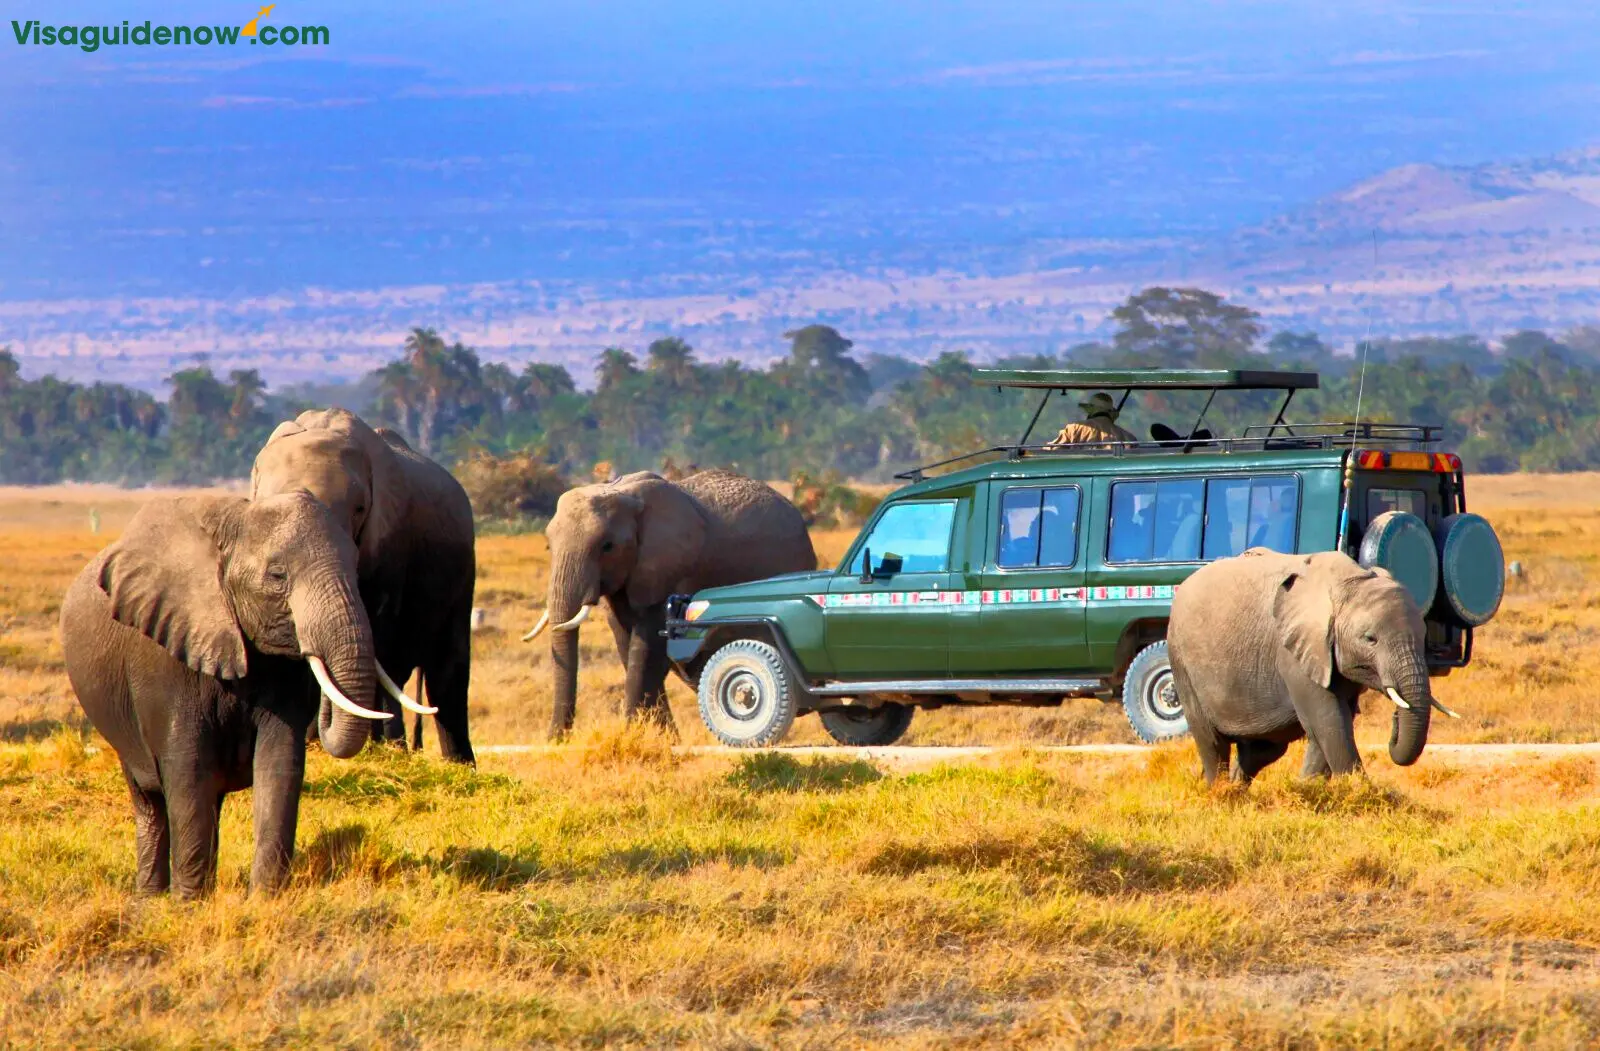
1430,698 -> 1463,719
552,604 -> 593,632
307,655 -> 392,720
378,664 -> 438,715
521,609 -> 550,642
1385,687 -> 1411,710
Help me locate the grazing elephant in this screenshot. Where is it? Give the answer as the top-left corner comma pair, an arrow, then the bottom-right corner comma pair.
526,469 -> 816,739
60,493 -> 401,898
251,408 -> 477,764
1167,549 -> 1452,785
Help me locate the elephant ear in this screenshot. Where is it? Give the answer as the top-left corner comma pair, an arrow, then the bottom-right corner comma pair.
620,476 -> 708,607
98,498 -> 248,680
1272,568 -> 1334,689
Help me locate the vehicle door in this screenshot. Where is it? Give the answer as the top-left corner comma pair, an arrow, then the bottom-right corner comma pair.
824,496 -> 960,677
970,480 -> 1091,672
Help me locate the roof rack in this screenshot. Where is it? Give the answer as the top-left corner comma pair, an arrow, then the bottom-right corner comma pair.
888,368 -> 1434,482
975,368 -> 1320,392
892,423 -> 1445,482
974,366 -> 1321,459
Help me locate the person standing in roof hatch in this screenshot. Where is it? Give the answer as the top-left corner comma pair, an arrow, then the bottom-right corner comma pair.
1045,392 -> 1137,448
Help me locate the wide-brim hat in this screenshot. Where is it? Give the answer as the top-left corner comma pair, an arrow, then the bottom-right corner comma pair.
1079,392 -> 1119,416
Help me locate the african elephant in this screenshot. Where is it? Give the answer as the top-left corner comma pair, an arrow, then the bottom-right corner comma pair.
60,493 -> 403,898
527,469 -> 816,739
251,408 -> 477,764
1167,548 -> 1450,785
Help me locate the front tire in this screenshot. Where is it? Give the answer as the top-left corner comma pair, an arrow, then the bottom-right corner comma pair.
1121,641 -> 1189,743
819,703 -> 914,746
697,639 -> 797,747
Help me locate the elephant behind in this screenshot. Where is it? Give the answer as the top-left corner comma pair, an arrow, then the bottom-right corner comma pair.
251,407 -> 477,764
529,469 -> 816,738
61,493 -> 395,898
1167,549 -> 1440,785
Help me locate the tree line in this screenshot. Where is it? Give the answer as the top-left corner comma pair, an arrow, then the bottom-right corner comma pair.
6,286 -> 1600,486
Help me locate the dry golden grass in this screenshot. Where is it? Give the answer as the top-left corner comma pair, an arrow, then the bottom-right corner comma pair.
1,476 -> 1598,1047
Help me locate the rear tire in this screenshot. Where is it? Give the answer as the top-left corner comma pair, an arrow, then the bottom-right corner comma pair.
819,703 -> 914,746
697,639 -> 797,747
1121,641 -> 1189,743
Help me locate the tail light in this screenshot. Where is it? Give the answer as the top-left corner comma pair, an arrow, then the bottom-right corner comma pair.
1354,449 -> 1461,473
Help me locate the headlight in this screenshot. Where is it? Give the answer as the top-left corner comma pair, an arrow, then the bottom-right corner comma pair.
684,600 -> 711,622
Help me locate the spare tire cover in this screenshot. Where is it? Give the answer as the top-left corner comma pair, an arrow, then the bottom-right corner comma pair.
1358,511 -> 1440,611
1435,512 -> 1505,626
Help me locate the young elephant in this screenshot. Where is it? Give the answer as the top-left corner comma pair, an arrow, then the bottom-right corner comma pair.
60,493 -> 393,898
526,469 -> 816,739
1168,549 -> 1448,785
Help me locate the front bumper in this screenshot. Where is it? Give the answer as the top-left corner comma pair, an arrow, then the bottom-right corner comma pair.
663,595 -> 706,663
665,621 -> 707,664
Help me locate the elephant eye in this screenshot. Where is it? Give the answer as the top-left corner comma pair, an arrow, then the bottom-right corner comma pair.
600,540 -> 615,553
266,564 -> 288,583
1362,632 -> 1378,644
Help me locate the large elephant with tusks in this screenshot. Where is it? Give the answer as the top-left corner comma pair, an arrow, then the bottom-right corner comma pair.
527,470 -> 816,739
251,408 -> 476,764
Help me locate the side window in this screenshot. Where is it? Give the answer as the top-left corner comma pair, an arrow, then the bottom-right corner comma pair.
848,501 -> 957,575
997,486 -> 1080,569
1203,475 -> 1299,558
1109,479 -> 1204,563
1368,488 -> 1426,522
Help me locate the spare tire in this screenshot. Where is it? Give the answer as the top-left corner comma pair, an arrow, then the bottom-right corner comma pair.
1434,512 -> 1505,626
1359,511 -> 1439,612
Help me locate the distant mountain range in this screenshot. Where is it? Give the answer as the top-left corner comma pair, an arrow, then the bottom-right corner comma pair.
11,148 -> 1600,389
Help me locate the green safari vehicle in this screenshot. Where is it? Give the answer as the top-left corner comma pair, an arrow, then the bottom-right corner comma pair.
664,368 -> 1505,747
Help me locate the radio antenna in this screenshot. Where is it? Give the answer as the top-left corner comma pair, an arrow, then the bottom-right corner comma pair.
1336,229 -> 1381,554
1351,229 -> 1380,439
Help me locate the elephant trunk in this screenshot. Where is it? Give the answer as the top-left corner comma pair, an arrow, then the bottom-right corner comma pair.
295,570 -> 380,760
546,551 -> 598,741
1386,653 -> 1433,767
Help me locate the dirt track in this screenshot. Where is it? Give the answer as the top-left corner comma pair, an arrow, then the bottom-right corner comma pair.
478,741 -> 1600,770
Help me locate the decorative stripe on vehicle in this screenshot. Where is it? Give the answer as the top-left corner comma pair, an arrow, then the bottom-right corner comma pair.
803,585 -> 1175,609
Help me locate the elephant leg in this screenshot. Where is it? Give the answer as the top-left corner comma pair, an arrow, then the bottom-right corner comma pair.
1172,658 -> 1225,784
607,605 -> 632,669
165,779 -> 222,900
1234,739 -> 1290,783
124,765 -> 171,895
410,673 -> 425,752
1184,710 -> 1230,785
372,651 -> 409,747
1289,679 -> 1362,776
623,605 -> 676,734
251,713 -> 307,894
1300,736 -> 1332,778
425,616 -> 475,766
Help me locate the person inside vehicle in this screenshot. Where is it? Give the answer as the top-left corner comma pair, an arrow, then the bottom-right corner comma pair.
1248,484 -> 1297,552
1045,392 -> 1136,448
999,503 -> 1041,566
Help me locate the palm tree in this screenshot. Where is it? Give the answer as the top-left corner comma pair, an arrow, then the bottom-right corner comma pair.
645,337 -> 698,387
595,347 -> 640,393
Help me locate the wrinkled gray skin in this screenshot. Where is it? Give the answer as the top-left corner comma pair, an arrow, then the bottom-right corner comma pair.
542,470 -> 817,739
1167,549 -> 1434,784
252,408 -> 477,764
60,494 -> 379,898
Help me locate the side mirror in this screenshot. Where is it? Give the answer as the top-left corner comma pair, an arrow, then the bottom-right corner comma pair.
858,546 -> 873,584
878,553 -> 904,577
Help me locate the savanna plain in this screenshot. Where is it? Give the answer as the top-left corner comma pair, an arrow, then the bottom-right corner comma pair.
1,476 -> 1599,1047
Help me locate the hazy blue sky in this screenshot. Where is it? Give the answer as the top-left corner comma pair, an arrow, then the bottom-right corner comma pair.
6,1 -> 1600,300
